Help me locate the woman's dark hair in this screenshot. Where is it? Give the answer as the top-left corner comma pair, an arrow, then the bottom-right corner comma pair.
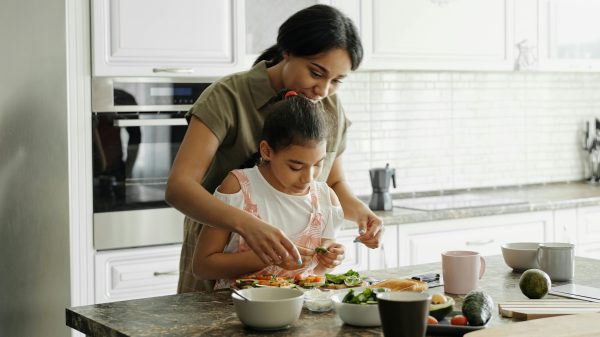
254,4 -> 363,70
240,92 -> 328,169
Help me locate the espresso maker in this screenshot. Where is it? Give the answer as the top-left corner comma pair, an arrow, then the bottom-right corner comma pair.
584,118 -> 600,183
369,163 -> 396,211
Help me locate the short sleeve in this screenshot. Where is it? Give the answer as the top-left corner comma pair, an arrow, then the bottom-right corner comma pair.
214,188 -> 245,210
186,81 -> 237,144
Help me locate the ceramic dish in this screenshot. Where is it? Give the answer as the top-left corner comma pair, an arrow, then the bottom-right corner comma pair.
426,311 -> 487,336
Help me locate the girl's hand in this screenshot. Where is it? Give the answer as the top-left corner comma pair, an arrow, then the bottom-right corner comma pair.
239,219 -> 302,266
355,209 -> 384,249
275,246 -> 314,270
316,242 -> 345,269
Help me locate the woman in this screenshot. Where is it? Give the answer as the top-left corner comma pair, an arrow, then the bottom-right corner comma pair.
166,4 -> 383,293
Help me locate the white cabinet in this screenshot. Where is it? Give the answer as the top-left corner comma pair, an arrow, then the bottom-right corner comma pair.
91,0 -> 242,77
397,211 -> 554,266
538,0 -> 600,71
360,0 -> 515,71
575,206 -> 600,259
331,227 -> 369,273
95,244 -> 181,303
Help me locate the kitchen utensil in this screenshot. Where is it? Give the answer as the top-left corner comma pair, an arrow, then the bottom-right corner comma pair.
500,242 -> 540,271
231,287 -> 304,330
231,288 -> 249,301
464,313 -> 600,337
550,284 -> 600,302
368,163 -> 396,211
377,291 -> 431,337
537,242 -> 575,281
442,251 -> 486,295
499,299 -> 600,320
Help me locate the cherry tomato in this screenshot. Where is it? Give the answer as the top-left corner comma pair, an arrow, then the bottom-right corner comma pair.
451,315 -> 468,326
427,315 -> 439,325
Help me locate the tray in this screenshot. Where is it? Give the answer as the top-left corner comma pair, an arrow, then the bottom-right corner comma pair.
427,311 -> 487,336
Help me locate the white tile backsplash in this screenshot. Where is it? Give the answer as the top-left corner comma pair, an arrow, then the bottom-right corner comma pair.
338,71 -> 600,196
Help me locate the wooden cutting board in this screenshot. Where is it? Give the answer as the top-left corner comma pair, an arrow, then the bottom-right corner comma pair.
465,313 -> 600,337
499,299 -> 600,320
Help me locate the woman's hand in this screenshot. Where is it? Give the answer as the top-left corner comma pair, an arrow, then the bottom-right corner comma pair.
316,242 -> 345,269
238,219 -> 302,266
276,246 -> 315,270
354,208 -> 384,249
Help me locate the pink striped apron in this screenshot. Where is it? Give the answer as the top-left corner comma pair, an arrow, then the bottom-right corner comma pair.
215,169 -> 323,289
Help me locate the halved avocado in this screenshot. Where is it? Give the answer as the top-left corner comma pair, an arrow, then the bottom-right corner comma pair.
429,296 -> 455,321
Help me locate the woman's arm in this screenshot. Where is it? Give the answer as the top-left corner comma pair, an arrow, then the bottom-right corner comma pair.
166,117 -> 301,265
326,157 -> 383,249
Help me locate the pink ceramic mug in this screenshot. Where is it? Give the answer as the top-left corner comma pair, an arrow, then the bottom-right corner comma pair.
442,251 -> 486,295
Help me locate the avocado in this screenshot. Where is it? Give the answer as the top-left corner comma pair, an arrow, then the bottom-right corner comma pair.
429,296 -> 455,321
461,290 -> 494,326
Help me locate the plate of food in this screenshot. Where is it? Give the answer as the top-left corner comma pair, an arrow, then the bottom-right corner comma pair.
323,270 -> 368,289
426,311 -> 487,336
235,275 -> 296,288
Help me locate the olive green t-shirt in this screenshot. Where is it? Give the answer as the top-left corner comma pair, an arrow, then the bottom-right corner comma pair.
177,60 -> 351,293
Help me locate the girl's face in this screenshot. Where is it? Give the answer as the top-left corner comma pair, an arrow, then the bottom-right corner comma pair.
280,48 -> 352,101
259,140 -> 327,195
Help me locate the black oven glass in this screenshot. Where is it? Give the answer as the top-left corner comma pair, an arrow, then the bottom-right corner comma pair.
92,111 -> 187,212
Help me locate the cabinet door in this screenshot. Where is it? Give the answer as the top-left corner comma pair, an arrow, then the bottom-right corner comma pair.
576,206 -> 600,245
538,0 -> 600,71
331,228 -> 369,273
92,0 -> 241,77
95,245 -> 181,303
360,0 -> 514,71
398,211 -> 553,266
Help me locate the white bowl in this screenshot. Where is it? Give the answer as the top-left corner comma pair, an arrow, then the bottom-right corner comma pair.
331,287 -> 386,327
303,288 -> 334,312
501,242 -> 540,271
231,287 -> 304,330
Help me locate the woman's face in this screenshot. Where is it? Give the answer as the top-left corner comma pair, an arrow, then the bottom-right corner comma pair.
259,140 -> 327,195
280,48 -> 352,101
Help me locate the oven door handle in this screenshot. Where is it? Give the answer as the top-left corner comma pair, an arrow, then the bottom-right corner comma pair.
113,118 -> 188,127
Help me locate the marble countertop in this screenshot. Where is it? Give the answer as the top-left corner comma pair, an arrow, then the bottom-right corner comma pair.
347,182 -> 600,228
66,255 -> 600,337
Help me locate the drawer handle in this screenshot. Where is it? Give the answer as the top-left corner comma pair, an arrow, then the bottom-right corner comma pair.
153,270 -> 178,277
152,67 -> 194,74
466,239 -> 494,246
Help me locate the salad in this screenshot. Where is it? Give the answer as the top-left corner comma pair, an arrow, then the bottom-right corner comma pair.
342,288 -> 386,304
325,269 -> 364,288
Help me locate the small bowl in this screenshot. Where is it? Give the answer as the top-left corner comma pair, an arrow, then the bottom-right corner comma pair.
501,242 -> 540,271
303,289 -> 334,312
331,287 -> 388,327
231,287 -> 304,330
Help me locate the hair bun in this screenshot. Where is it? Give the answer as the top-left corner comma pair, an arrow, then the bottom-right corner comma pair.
284,90 -> 299,99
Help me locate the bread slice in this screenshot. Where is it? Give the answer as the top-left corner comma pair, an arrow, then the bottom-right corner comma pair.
368,278 -> 428,292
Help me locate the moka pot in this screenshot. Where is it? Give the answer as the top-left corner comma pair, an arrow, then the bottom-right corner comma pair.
368,163 -> 396,211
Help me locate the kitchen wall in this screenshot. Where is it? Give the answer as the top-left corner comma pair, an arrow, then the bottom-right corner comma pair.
338,71 -> 600,196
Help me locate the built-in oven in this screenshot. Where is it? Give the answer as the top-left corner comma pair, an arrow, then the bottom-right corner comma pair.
91,77 -> 211,250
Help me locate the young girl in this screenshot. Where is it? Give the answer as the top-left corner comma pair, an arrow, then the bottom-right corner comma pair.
192,92 -> 345,288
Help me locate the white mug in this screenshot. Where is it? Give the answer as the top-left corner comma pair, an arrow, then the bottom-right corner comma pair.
442,251 -> 486,295
537,243 -> 574,281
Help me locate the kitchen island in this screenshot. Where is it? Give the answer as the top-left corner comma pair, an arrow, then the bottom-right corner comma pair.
66,255 -> 600,336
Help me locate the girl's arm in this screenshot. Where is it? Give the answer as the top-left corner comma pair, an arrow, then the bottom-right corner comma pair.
327,157 -> 383,249
166,117 -> 300,265
192,173 -> 268,279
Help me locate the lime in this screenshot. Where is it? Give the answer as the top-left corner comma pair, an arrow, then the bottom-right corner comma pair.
519,269 -> 551,299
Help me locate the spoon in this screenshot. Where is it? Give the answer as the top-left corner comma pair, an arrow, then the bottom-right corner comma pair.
231,288 -> 250,301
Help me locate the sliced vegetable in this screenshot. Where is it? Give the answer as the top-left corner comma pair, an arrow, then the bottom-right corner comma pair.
427,315 -> 439,325
325,269 -> 361,285
315,247 -> 328,254
341,288 -> 386,304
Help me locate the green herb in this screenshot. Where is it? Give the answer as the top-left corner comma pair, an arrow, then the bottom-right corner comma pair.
342,288 -> 381,304
325,269 -> 361,285
315,247 -> 328,254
